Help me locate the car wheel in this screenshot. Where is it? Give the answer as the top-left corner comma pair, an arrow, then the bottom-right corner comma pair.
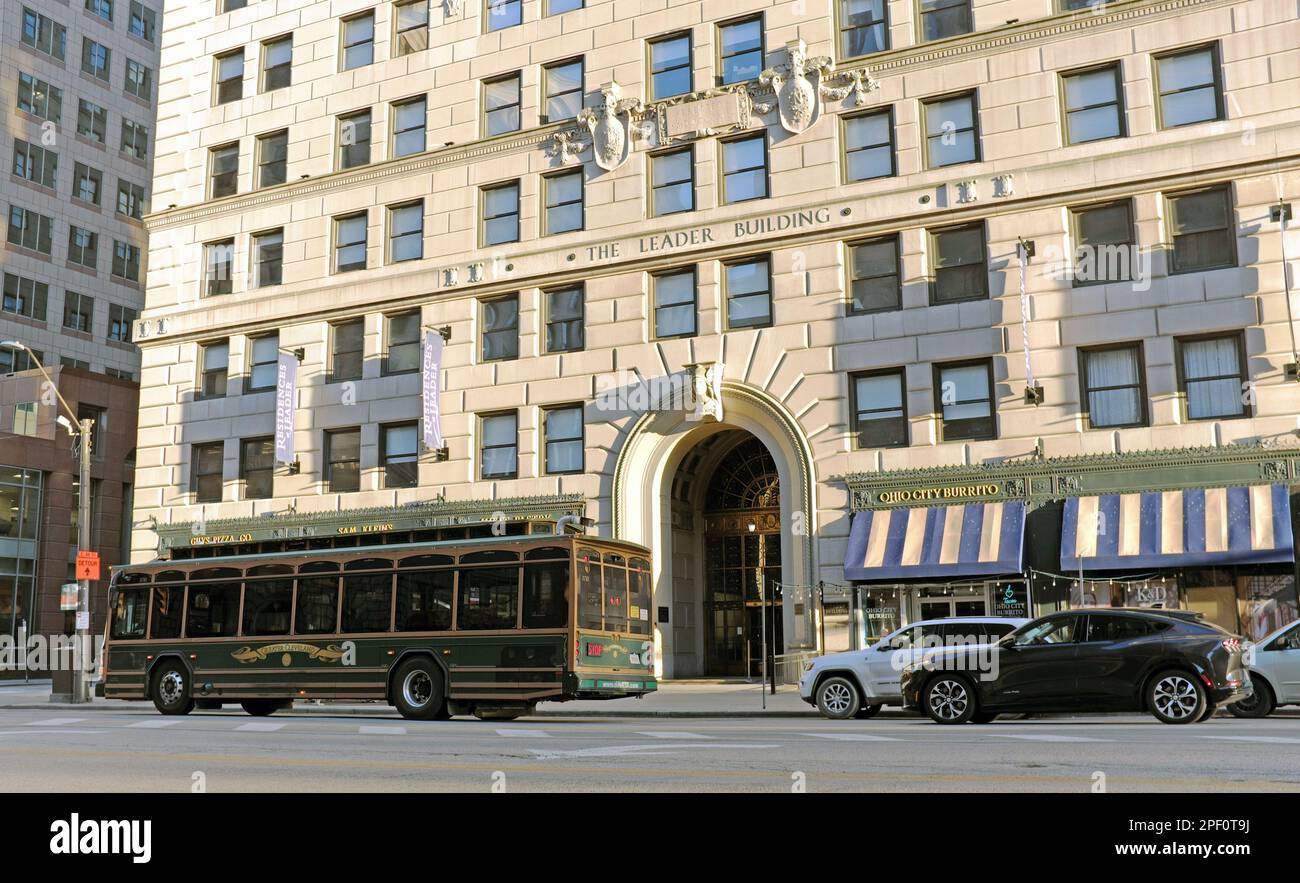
1196,702 -> 1217,722
855,703 -> 882,720
1147,670 -> 1207,724
391,657 -> 447,721
1228,680 -> 1275,718
150,661 -> 195,716
923,675 -> 976,724
815,676 -> 860,720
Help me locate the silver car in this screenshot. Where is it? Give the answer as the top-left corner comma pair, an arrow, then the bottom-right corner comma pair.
798,616 -> 1028,719
1229,620 -> 1300,717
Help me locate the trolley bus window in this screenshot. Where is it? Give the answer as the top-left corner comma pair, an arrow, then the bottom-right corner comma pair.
342,559 -> 393,633
185,569 -> 241,638
523,548 -> 569,629
602,553 -> 628,633
396,568 -> 453,631
111,586 -> 148,640
577,548 -> 603,629
629,557 -> 651,636
457,551 -> 519,630
150,575 -> 184,640
242,564 -> 293,636
295,562 -> 339,635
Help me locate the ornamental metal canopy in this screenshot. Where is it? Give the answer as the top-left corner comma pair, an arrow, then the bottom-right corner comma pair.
1060,485 -> 1295,571
844,501 -> 1026,582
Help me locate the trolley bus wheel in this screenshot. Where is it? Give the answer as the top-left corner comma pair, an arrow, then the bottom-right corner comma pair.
151,661 -> 195,716
392,657 -> 447,721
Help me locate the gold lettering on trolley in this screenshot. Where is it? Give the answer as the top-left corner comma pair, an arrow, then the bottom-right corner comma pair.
231,643 -> 347,665
876,484 -> 1001,505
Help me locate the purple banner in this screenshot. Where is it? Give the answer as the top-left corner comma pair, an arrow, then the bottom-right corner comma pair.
422,330 -> 443,450
274,352 -> 297,463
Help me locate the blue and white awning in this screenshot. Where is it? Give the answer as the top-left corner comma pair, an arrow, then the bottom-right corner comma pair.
1060,485 -> 1295,571
844,502 -> 1026,581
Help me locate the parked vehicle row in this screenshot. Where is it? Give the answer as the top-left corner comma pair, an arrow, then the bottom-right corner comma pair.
801,608 -> 1263,725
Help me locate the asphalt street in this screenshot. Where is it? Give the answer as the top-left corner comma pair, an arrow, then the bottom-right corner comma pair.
0,706 -> 1297,792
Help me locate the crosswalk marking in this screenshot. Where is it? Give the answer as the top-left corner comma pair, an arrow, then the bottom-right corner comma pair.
803,732 -> 902,742
989,733 -> 1110,743
24,718 -> 87,727
235,722 -> 285,732
126,719 -> 182,729
637,731 -> 712,739
1200,735 -> 1300,744
496,728 -> 549,737
359,725 -> 407,736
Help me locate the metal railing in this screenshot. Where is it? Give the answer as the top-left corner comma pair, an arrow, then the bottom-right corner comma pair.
771,650 -> 819,686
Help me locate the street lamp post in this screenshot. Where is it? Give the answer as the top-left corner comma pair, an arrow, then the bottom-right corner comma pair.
2,341 -> 93,703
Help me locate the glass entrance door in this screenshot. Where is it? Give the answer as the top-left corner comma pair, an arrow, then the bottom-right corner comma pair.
914,585 -> 988,621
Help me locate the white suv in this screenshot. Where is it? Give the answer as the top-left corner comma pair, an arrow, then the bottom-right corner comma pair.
799,616 -> 1028,719
1229,620 -> 1300,717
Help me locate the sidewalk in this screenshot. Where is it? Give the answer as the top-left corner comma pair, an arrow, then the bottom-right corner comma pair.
0,678 -> 829,718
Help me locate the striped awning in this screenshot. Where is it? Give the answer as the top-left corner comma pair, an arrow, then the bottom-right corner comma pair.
1060,485 -> 1295,571
844,502 -> 1026,581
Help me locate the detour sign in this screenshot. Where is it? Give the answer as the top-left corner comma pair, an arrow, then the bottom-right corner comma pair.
75,551 -> 101,581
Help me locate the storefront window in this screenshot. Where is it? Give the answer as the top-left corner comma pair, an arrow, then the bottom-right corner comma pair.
0,467 -> 42,639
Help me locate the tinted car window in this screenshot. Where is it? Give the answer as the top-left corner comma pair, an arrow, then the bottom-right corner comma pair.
1268,626 -> 1300,651
1013,616 -> 1078,645
884,624 -> 924,650
936,623 -> 1007,644
1085,614 -> 1155,642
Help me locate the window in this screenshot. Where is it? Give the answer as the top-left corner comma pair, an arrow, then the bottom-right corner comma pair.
1,274 -> 47,320
185,579 -> 240,638
385,310 -> 420,374
649,33 -> 691,100
242,568 -> 292,636
929,224 -> 986,304
719,17 -> 763,84
1179,334 -> 1246,420
13,402 -> 38,437
107,303 -> 136,340
487,0 -> 521,32
396,557 -> 454,631
1167,186 -> 1235,273
0,345 -> 40,374
1062,64 -> 1123,145
124,59 -> 152,100
723,256 -> 772,329
544,59 -> 583,121
1080,344 -> 1145,428
82,39 -> 110,81
17,73 -> 62,122
923,92 -> 978,167
121,120 -> 148,159
73,164 -> 102,204
191,442 -> 224,502
261,36 -> 292,91
1071,201 -> 1135,286
545,286 -> 583,353
221,0 -> 246,11
295,565 -> 339,634
330,318 -> 364,382
68,226 -> 99,269
919,0 -> 971,41
342,13 -> 374,69
338,109 -> 372,169
391,97 -> 426,157
381,423 -> 418,488
653,268 -> 696,338
241,437 -> 274,499
481,294 -> 519,362
388,202 -> 423,262
325,428 -> 361,492
246,334 -> 279,392
840,0 -> 887,58
458,552 -> 520,630
1084,614 -> 1155,642
6,206 -> 52,254
64,291 -> 93,332
843,109 -> 893,182
200,341 -> 229,398
253,229 -> 283,287
484,73 -> 521,136
86,0 -> 113,21
543,169 -> 583,234
209,143 -> 238,198
116,179 -> 145,219
394,0 -> 428,54
544,405 -> 583,474
256,130 -> 287,187
1155,45 -> 1223,129
847,235 -> 901,313
21,8 -> 66,60
721,134 -> 767,203
335,213 -> 368,273
204,239 -> 234,296
852,370 -> 907,448
77,100 -> 106,143
1011,615 -> 1078,646
12,139 -> 57,189
215,50 -> 243,104
651,147 -> 694,216
480,412 -> 518,478
547,0 -> 582,12
481,182 -> 519,245
935,360 -> 995,441
129,1 -> 156,41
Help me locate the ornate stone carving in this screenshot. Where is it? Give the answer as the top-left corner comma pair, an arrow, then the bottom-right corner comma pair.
993,173 -> 1015,197
820,66 -> 881,106
545,128 -> 589,165
955,180 -> 979,203
760,40 -> 879,135
443,0 -> 463,18
685,361 -> 725,422
1260,460 -> 1290,482
1057,475 -> 1081,494
576,82 -> 642,171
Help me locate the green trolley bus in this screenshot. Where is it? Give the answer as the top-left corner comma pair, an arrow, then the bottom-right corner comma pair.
104,534 -> 657,721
